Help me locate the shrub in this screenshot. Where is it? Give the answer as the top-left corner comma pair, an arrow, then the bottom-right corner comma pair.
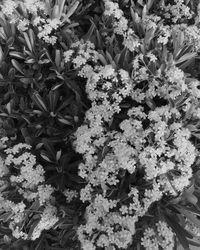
1,0 -> 200,250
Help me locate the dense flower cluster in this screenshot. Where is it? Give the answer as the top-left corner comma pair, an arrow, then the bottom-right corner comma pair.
0,0 -> 61,44
69,1 -> 200,249
141,221 -> 175,250
0,138 -> 59,240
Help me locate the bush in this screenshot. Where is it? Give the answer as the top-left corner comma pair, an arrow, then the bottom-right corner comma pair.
1,0 -> 200,249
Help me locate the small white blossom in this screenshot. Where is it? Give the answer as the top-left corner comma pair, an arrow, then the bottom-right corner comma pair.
31,204 -> 59,240
63,188 -> 78,203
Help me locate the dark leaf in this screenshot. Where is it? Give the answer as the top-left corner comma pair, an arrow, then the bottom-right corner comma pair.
165,214 -> 191,250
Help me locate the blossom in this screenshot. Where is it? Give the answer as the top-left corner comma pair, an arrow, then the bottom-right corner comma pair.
23,0 -> 45,14
103,0 -> 128,35
0,141 -> 58,241
0,156 -> 8,177
31,204 -> 59,240
157,25 -> 171,44
123,29 -> 140,52
161,0 -> 193,23
63,188 -> 78,203
141,221 -> 174,250
63,50 -> 74,63
0,0 -> 17,16
38,184 -> 55,206
36,18 -> 61,45
17,19 -> 29,32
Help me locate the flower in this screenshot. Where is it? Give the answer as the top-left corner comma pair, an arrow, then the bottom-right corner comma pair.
23,0 -> 45,14
0,0 -> 17,16
17,18 -> 30,31
36,18 -> 61,45
0,141 -> 58,241
141,221 -> 174,250
63,188 -> 78,203
161,0 -> 193,24
31,204 -> 59,240
63,50 -> 74,63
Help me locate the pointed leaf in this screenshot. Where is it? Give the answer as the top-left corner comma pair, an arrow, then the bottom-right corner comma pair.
23,32 -> 32,52
11,59 -> 24,74
31,92 -> 48,112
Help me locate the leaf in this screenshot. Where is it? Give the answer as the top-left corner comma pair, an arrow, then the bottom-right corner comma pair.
23,32 -> 32,52
27,219 -> 40,240
35,238 -> 45,250
144,27 -> 155,47
188,238 -> 200,247
175,52 -> 196,64
98,53 -> 107,65
106,51 -> 116,68
172,30 -> 184,58
49,90 -> 59,112
31,92 -> 48,112
142,4 -> 147,18
9,51 -> 25,60
11,59 -> 24,75
52,4 -> 60,19
178,209 -> 200,228
55,50 -> 61,68
96,29 -> 103,49
8,68 -> 15,80
7,36 -> 14,47
42,139 -> 56,159
165,214 -> 192,250
0,46 -> 3,64
6,102 -> 11,114
64,79 -> 82,103
146,0 -> 155,11
40,152 -> 54,163
56,150 -> 62,161
0,212 -> 12,222
83,19 -> 96,41
68,173 -> 85,183
65,1 -> 80,20
59,0 -> 66,17
28,28 -> 35,48
58,118 -> 72,125
52,83 -> 63,90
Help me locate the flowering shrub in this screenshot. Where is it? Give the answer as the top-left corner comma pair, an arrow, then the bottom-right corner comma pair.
0,137 -> 58,241
1,0 -> 200,249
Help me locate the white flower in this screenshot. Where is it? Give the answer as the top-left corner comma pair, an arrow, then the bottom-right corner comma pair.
0,156 -> 8,177
64,50 -> 74,63
5,143 -> 31,155
141,221 -> 174,250
37,18 -> 61,45
17,19 -> 30,32
31,204 -> 59,240
23,0 -> 45,14
38,184 -> 54,206
1,0 -> 17,16
123,29 -> 140,52
63,188 -> 78,203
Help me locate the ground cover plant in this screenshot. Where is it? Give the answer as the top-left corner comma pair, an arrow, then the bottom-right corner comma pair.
1,0 -> 200,249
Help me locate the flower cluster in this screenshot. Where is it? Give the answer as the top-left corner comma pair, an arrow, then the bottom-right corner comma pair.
35,17 -> 61,45
141,221 -> 175,250
69,1 -> 200,248
161,0 -> 193,24
103,0 -> 140,52
0,0 -> 61,44
64,40 -> 99,73
0,138 -> 59,240
63,188 -> 78,203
